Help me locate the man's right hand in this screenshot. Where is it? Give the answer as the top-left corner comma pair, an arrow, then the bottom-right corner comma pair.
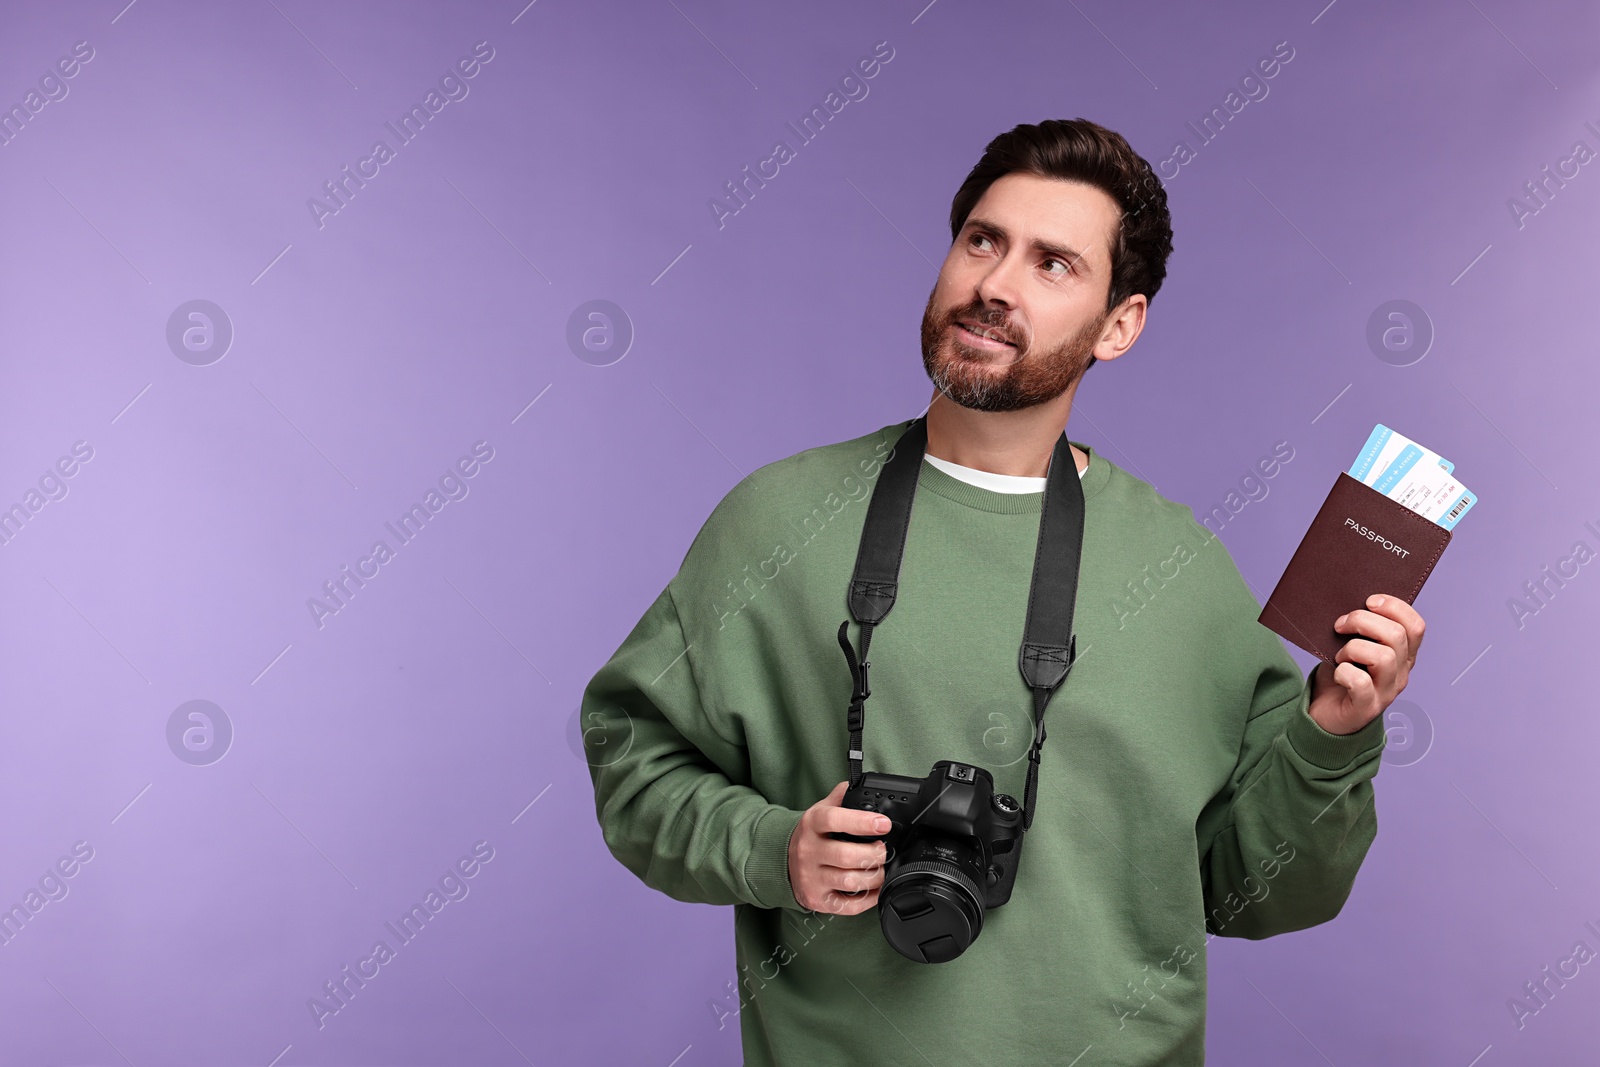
786,781 -> 890,915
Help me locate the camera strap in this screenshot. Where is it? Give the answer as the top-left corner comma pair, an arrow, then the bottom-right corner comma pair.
836,414 -> 1085,830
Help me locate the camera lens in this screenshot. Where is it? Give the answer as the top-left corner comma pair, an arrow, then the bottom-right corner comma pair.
877,834 -> 987,963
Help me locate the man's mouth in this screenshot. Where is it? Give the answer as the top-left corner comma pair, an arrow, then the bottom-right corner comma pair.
955,320 -> 1017,349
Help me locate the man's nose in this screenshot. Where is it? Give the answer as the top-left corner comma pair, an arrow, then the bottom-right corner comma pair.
975,254 -> 1024,308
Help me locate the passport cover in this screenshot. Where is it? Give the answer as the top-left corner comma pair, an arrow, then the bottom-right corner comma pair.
1258,471 -> 1452,663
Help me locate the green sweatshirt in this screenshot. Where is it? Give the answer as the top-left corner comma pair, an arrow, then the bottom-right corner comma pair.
582,418 -> 1387,1066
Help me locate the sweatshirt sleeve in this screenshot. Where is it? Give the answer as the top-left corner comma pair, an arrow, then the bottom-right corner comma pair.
1198,610 -> 1389,940
581,581 -> 805,911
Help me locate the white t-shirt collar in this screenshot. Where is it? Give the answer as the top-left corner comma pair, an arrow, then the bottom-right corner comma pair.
923,451 -> 1087,494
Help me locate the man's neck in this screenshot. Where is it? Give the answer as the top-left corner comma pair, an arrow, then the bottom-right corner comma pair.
923,388 -> 1086,478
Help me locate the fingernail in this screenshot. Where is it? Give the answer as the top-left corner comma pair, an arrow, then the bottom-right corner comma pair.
877,817 -> 890,832
1371,595 -> 1385,606
1336,614 -> 1348,627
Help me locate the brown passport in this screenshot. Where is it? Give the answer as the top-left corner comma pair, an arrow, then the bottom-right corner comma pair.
1258,471 -> 1452,663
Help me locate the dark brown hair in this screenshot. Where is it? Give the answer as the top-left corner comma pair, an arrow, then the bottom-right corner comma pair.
948,118 -> 1174,316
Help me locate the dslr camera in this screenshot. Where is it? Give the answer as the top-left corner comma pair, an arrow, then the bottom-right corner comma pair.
828,759 -> 1023,963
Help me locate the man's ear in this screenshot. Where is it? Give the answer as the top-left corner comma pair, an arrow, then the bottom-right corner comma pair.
1093,295 -> 1147,363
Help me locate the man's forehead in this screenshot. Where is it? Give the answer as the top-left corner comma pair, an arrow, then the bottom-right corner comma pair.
966,173 -> 1120,266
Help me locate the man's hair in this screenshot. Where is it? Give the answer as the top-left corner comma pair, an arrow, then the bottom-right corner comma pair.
947,118 -> 1175,317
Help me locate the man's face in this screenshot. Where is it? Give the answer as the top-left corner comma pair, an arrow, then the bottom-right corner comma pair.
921,172 -> 1123,412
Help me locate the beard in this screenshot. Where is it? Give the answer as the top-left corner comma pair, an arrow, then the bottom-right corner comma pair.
920,292 -> 1104,413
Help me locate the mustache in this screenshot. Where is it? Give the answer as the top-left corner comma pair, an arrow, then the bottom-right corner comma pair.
949,306 -> 1024,347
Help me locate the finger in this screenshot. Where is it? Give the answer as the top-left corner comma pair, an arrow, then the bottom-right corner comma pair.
1334,641 -> 1390,709
1332,659 -> 1378,713
1337,639 -> 1401,703
823,886 -> 881,916
804,782 -> 857,833
817,837 -> 887,870
1337,608 -> 1407,661
816,804 -> 893,838
1364,594 -> 1425,663
1337,635 -> 1398,676
822,862 -> 885,896
1337,608 -> 1405,647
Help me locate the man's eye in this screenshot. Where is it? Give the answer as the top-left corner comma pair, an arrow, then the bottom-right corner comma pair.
1045,258 -> 1070,276
970,234 -> 994,251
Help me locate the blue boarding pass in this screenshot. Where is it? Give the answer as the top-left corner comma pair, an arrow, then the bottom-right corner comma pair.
1349,423 -> 1476,531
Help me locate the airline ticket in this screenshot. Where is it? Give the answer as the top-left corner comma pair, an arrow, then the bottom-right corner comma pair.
1349,423 -> 1476,531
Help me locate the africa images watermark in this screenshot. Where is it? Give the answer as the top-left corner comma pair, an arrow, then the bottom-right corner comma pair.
1506,119 -> 1600,230
0,39 -> 95,149
307,41 -> 496,229
307,840 -> 496,1029
1110,527 -> 1219,633
1157,40 -> 1296,180
0,440 -> 94,547
707,436 -> 895,632
1196,440 -> 1295,537
0,840 -> 95,950
1507,918 -> 1600,1031
306,441 -> 495,629
709,908 -> 841,1032
1505,516 -> 1600,631
1110,440 -> 1295,631
706,40 -> 896,230
1112,839 -> 1297,1030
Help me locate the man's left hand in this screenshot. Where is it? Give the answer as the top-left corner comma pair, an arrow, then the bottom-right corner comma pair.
1306,593 -> 1426,736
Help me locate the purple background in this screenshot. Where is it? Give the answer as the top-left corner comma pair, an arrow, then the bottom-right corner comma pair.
0,0 -> 1595,1063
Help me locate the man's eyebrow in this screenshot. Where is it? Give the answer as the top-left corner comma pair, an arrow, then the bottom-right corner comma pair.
962,217 -> 1093,274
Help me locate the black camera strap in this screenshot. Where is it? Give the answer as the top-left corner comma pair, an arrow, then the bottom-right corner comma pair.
836,414 -> 1085,830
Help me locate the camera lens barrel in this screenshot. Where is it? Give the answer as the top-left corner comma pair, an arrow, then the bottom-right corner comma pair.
878,849 -> 987,963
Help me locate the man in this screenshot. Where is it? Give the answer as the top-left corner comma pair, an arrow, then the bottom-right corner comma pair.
581,118 -> 1424,1065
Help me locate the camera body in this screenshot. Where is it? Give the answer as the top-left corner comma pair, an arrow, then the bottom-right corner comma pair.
828,759 -> 1025,963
